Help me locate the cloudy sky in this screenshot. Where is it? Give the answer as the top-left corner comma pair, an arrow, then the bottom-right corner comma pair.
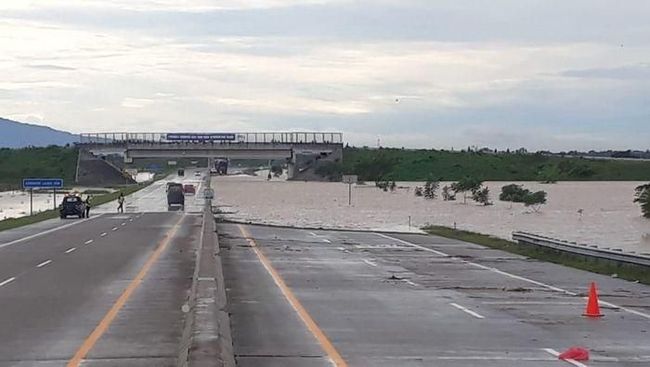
1,0 -> 649,150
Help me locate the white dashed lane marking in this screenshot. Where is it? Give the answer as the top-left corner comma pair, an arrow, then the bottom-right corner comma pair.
450,303 -> 485,319
100,232 -> 107,237
0,277 -> 16,287
36,260 -> 52,268
376,233 -> 650,321
84,240 -> 93,245
111,227 -> 118,231
362,259 -> 378,267
65,247 -> 76,254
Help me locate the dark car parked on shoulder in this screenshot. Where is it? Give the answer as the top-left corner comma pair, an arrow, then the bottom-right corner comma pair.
59,196 -> 86,219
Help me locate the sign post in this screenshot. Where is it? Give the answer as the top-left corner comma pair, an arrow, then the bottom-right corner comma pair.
342,175 -> 358,206
22,178 -> 64,216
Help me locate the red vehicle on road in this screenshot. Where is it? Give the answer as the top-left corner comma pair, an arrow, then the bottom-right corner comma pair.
183,184 -> 196,195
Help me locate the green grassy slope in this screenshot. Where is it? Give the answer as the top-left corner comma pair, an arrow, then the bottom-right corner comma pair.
341,147 -> 650,181
0,146 -> 79,190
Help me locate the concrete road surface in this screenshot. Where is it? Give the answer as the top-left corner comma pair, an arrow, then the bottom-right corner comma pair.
0,171 -> 211,366
219,223 -> 650,367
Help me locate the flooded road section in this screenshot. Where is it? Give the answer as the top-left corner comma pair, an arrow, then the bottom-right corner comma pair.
213,176 -> 650,254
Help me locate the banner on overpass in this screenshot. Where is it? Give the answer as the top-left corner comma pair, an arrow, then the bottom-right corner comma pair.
165,133 -> 236,141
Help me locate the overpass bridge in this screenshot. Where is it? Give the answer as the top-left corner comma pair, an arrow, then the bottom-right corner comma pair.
78,132 -> 344,180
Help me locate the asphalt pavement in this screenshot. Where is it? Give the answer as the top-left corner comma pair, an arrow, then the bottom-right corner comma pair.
219,223 -> 650,367
0,170 -> 210,366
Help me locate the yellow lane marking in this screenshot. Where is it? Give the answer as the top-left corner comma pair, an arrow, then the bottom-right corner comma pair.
67,215 -> 185,367
238,225 -> 348,367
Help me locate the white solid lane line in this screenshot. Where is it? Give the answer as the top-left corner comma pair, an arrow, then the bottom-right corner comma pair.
100,232 -> 107,237
450,303 -> 485,319
376,233 -> 650,320
543,348 -> 589,367
84,239 -> 93,245
36,260 -> 52,268
362,259 -> 378,267
0,215 -> 101,250
0,277 -> 16,287
65,247 -> 76,254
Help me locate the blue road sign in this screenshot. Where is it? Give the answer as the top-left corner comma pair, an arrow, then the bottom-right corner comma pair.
22,178 -> 64,189
166,133 -> 236,141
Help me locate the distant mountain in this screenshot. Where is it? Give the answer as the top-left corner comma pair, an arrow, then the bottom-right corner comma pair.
0,117 -> 78,148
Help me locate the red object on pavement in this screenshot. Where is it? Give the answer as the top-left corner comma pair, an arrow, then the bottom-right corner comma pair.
559,347 -> 590,361
583,282 -> 603,318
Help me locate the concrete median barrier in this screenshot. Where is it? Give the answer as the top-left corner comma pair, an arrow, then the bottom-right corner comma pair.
178,201 -> 235,367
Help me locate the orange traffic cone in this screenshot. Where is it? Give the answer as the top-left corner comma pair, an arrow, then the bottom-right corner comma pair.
583,282 -> 603,318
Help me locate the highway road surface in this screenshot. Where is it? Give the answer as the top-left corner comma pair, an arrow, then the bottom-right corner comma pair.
94,170 -> 207,214
219,223 -> 650,367
0,170 -> 209,366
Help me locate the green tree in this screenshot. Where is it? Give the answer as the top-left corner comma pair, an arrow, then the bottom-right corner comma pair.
441,185 -> 456,201
472,186 -> 492,205
499,184 -> 531,202
523,191 -> 548,212
450,177 -> 482,203
634,184 -> 650,218
424,179 -> 439,199
353,153 -> 398,181
376,180 -> 389,192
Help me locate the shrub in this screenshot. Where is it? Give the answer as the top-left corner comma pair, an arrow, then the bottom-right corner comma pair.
634,184 -> 650,218
523,191 -> 548,212
499,184 -> 531,202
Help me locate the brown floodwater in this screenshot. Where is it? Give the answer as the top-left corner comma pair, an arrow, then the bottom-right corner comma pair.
213,176 -> 650,255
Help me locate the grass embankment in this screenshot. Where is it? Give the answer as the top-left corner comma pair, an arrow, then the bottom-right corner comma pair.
423,225 -> 650,285
0,184 -> 146,233
0,146 -> 78,191
336,147 -> 650,181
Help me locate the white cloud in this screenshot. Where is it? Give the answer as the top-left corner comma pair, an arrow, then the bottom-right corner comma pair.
0,1 -> 649,150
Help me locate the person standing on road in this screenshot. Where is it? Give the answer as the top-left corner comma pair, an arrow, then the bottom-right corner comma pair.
84,196 -> 92,218
117,193 -> 125,213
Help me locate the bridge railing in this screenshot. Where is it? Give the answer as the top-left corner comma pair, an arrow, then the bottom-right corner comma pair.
79,132 -> 343,145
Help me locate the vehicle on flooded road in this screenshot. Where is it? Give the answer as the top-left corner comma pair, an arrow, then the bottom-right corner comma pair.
166,182 -> 183,192
183,184 -> 196,195
167,185 -> 185,211
59,195 -> 86,219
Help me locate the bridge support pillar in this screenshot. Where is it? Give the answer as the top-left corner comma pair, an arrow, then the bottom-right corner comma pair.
287,154 -> 296,180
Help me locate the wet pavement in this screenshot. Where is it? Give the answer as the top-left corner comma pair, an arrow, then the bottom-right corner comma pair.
220,223 -> 650,366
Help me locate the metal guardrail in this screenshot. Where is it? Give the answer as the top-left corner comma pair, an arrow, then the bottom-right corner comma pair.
79,132 -> 343,145
512,232 -> 650,268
